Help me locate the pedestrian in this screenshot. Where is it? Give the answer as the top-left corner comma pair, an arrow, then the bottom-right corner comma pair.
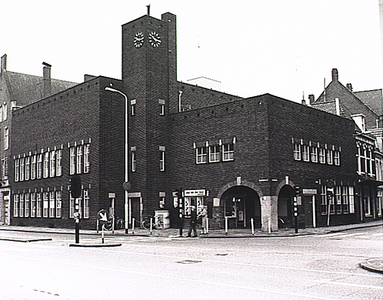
200,206 -> 208,234
187,206 -> 198,237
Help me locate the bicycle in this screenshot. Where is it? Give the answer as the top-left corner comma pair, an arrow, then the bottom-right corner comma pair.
141,215 -> 164,230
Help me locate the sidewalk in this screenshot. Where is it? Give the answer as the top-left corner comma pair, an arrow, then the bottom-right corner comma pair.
1,220 -> 382,273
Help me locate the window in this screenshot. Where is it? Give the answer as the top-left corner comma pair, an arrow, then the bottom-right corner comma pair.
293,143 -> 301,161
13,194 -> 19,217
334,150 -> 341,166
83,189 -> 90,219
310,146 -> 318,163
222,143 -> 234,161
76,146 -> 83,174
319,148 -> 326,164
50,151 -> 56,177
131,149 -> 136,172
25,157 -> 30,181
70,147 -> 76,175
19,194 -> 24,217
43,192 -> 49,217
4,127 -> 8,150
56,190 -> 62,218
335,186 -> 341,214
56,149 -> 62,176
43,152 -> 49,178
19,157 -> 25,181
31,193 -> 36,217
2,156 -> 8,179
37,154 -> 43,179
209,145 -> 220,163
131,99 -> 136,116
14,158 -> 19,182
3,103 -> 7,121
25,193 -> 30,217
36,193 -> 42,217
159,99 -> 165,116
30,155 -> 36,180
159,146 -> 165,171
342,186 -> 349,214
49,191 -> 55,218
196,147 -> 207,164
326,149 -> 333,165
302,145 -> 309,162
83,145 -> 90,173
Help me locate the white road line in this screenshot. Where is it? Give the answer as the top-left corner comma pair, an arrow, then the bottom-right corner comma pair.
315,280 -> 383,290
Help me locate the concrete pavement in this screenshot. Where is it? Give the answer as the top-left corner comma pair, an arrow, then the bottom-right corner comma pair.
1,220 -> 382,273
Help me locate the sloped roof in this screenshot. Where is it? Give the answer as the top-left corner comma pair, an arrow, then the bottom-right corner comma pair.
354,89 -> 382,116
3,70 -> 77,106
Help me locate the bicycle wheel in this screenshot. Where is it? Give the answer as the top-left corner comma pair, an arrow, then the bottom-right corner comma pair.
142,216 -> 151,229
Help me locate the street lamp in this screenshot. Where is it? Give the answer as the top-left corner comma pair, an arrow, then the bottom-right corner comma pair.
105,84 -> 129,234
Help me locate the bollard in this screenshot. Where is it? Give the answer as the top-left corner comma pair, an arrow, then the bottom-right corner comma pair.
101,224 -> 105,244
132,218 -> 135,234
225,217 -> 228,236
206,218 -> 209,235
251,218 -> 255,235
150,217 -> 153,235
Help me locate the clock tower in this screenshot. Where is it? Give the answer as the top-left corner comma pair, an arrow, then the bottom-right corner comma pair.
121,12 -> 177,219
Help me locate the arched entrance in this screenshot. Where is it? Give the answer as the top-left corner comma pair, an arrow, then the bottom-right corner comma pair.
278,185 -> 294,228
221,186 -> 261,228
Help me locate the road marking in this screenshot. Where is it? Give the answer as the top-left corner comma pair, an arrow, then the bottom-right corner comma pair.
315,280 -> 383,290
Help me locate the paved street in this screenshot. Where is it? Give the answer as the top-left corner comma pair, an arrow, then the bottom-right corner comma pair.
0,225 -> 383,299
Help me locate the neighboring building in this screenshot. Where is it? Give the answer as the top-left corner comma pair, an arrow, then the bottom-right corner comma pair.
5,11 -> 382,230
0,54 -> 76,225
311,68 -> 383,223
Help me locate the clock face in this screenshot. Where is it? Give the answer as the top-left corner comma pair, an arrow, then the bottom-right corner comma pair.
134,32 -> 144,48
148,31 -> 161,48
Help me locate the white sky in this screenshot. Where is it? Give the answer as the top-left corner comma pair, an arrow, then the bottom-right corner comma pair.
1,0 -> 382,101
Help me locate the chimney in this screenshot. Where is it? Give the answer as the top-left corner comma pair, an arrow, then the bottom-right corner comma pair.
331,68 -> 339,82
147,4 -> 150,16
308,94 -> 315,105
42,62 -> 52,98
346,83 -> 353,91
1,54 -> 7,74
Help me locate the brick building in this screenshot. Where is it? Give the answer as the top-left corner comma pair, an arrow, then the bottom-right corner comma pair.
6,11 -> 382,230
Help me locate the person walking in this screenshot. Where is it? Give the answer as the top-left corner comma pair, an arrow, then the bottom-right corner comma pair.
200,206 -> 208,234
187,206 -> 198,237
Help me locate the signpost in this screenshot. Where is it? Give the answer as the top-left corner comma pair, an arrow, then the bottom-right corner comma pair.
70,175 -> 82,244
97,209 -> 109,244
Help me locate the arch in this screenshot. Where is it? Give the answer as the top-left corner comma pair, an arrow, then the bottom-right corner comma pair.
217,179 -> 263,199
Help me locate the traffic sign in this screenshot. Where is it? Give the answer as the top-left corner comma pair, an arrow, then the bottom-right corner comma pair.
123,181 -> 131,191
97,209 -> 108,223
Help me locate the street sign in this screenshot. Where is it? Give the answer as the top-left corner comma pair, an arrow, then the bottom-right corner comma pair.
108,193 -> 116,198
97,209 -> 108,223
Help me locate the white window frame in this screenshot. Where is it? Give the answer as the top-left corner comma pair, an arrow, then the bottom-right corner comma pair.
50,151 -> 56,177
43,192 -> 49,218
70,147 -> 76,175
25,156 -> 30,181
196,147 -> 207,164
319,148 -> 326,164
334,150 -> 341,166
19,157 -> 25,181
36,192 -> 42,217
19,193 -> 24,217
222,143 -> 234,161
209,145 -> 220,163
49,191 -> 55,218
83,145 -> 90,174
4,127 -> 9,150
310,146 -> 318,163
294,143 -> 301,161
37,153 -> 43,179
25,193 -> 30,217
56,190 -> 62,218
13,194 -> 19,217
14,158 -> 19,182
31,193 -> 36,217
159,146 -> 165,172
302,145 -> 310,162
56,149 -> 62,176
83,189 -> 90,219
76,145 -> 83,174
43,152 -> 49,178
131,149 -> 136,172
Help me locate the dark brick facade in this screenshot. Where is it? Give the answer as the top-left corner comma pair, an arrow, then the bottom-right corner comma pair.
8,12 -> 379,230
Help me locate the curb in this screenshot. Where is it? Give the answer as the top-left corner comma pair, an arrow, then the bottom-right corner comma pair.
0,237 -> 52,243
360,258 -> 383,274
69,243 -> 122,248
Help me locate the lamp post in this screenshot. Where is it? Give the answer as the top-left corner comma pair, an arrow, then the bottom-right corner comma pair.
105,84 -> 129,234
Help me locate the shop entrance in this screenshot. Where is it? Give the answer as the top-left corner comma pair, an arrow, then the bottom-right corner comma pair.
221,186 -> 261,228
278,186 -> 293,228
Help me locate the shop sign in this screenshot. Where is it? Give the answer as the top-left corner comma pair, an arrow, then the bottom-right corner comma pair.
184,189 -> 206,197
302,189 -> 317,195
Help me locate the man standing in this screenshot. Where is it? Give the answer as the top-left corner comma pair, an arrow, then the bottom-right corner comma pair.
187,206 -> 198,237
